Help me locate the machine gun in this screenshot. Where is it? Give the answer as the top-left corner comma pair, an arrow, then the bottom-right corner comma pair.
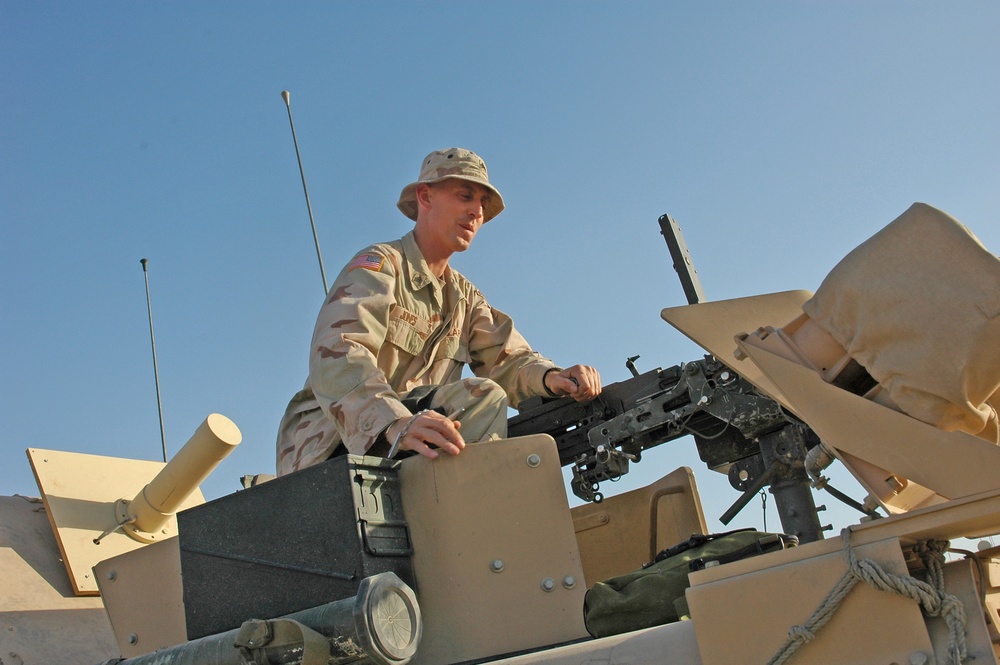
508,214 -> 875,544
508,355 -> 837,543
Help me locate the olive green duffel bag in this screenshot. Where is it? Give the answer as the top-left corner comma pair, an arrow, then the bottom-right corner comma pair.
583,528 -> 798,638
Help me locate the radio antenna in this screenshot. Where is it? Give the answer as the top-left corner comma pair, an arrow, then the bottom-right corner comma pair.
140,258 -> 168,462
281,90 -> 329,294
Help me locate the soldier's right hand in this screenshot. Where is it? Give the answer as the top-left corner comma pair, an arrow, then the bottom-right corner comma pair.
387,411 -> 466,459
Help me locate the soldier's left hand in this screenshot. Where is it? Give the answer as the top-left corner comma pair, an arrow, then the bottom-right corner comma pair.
545,365 -> 602,402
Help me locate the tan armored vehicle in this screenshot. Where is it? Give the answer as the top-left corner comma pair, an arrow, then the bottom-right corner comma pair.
3,202 -> 998,665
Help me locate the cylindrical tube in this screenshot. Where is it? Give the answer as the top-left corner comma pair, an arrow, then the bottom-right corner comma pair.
97,573 -> 421,665
285,572 -> 422,664
129,414 -> 241,533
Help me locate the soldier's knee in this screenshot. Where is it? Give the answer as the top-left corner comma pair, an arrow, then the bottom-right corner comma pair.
463,377 -> 508,410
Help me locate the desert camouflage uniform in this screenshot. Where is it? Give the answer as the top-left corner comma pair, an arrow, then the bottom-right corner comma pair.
276,230 -> 560,475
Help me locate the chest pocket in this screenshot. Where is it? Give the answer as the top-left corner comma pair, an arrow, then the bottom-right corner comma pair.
386,306 -> 433,357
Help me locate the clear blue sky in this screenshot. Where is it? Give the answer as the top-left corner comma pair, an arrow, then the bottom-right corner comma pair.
2,2 -> 998,537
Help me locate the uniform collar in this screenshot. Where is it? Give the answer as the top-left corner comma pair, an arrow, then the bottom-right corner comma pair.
401,230 -> 441,297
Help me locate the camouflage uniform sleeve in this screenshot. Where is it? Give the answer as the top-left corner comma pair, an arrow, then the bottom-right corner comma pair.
309,247 -> 411,454
466,287 -> 559,409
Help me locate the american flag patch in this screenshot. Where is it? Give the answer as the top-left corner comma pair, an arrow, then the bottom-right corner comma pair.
348,253 -> 384,273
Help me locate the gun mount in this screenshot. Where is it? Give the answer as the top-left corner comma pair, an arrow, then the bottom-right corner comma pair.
506,212 -> 877,544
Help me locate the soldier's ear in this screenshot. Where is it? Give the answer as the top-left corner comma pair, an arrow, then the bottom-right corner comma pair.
415,183 -> 434,212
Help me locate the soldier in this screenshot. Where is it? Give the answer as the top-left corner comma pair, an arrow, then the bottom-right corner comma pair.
276,147 -> 601,475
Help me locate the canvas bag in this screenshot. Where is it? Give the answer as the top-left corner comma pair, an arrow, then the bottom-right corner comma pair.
802,202 -> 1000,441
583,528 -> 797,638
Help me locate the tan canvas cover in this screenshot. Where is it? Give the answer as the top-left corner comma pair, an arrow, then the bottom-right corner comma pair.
802,202 -> 1000,442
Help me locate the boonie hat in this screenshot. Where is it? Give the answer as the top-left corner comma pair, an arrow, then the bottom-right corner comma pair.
397,147 -> 505,222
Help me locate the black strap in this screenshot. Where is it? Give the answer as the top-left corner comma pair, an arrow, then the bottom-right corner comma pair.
688,533 -> 798,572
646,528 -> 757,567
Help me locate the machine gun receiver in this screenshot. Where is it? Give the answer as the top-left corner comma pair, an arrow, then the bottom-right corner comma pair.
510,357 -> 792,503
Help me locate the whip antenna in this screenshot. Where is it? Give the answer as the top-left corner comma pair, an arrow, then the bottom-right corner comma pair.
281,90 -> 329,294
140,258 -> 168,462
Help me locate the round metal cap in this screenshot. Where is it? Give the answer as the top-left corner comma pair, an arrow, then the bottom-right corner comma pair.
369,585 -> 420,661
357,573 -> 422,663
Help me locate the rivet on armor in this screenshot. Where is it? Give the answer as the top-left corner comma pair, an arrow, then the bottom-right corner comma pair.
562,576 -> 576,589
526,453 -> 541,468
540,577 -> 555,592
490,559 -> 505,573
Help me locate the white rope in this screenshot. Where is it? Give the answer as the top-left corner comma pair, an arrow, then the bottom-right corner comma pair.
913,539 -> 968,664
766,528 -> 967,665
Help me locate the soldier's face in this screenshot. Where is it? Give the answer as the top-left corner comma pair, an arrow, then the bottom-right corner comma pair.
419,180 -> 492,254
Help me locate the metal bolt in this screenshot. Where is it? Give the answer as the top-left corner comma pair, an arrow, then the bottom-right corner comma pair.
128,633 -> 138,646
526,453 -> 541,468
562,576 -> 577,589
540,577 -> 555,592
490,559 -> 505,573
909,651 -> 928,665
697,396 -> 710,406
106,570 -> 117,582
